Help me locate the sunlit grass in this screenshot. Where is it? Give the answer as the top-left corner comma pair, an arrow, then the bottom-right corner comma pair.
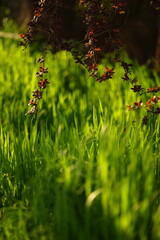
0,38 -> 160,240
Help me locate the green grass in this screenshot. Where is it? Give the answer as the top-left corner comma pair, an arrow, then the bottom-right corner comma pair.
0,38 -> 160,240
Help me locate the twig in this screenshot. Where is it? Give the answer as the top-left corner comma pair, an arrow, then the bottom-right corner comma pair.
0,31 -> 19,40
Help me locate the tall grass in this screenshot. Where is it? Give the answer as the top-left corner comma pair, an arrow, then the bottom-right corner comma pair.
0,38 -> 160,240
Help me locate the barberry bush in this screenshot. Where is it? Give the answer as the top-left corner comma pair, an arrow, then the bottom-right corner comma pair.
20,0 -> 160,123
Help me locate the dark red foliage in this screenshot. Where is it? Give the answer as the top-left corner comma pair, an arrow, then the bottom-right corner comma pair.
32,89 -> 43,99
20,0 -> 63,50
127,100 -> 143,111
131,85 -> 144,93
142,115 -> 149,125
146,96 -> 160,108
25,52 -> 49,115
147,86 -> 160,93
39,67 -> 48,74
97,67 -> 115,82
38,79 -> 50,89
22,0 -> 160,121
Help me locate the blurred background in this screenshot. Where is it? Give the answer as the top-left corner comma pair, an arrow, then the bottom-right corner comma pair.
0,0 -> 160,70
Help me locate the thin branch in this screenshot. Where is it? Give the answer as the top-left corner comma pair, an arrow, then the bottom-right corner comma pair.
0,31 -> 19,40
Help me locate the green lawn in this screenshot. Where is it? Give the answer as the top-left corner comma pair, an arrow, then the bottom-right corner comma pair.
0,38 -> 160,240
